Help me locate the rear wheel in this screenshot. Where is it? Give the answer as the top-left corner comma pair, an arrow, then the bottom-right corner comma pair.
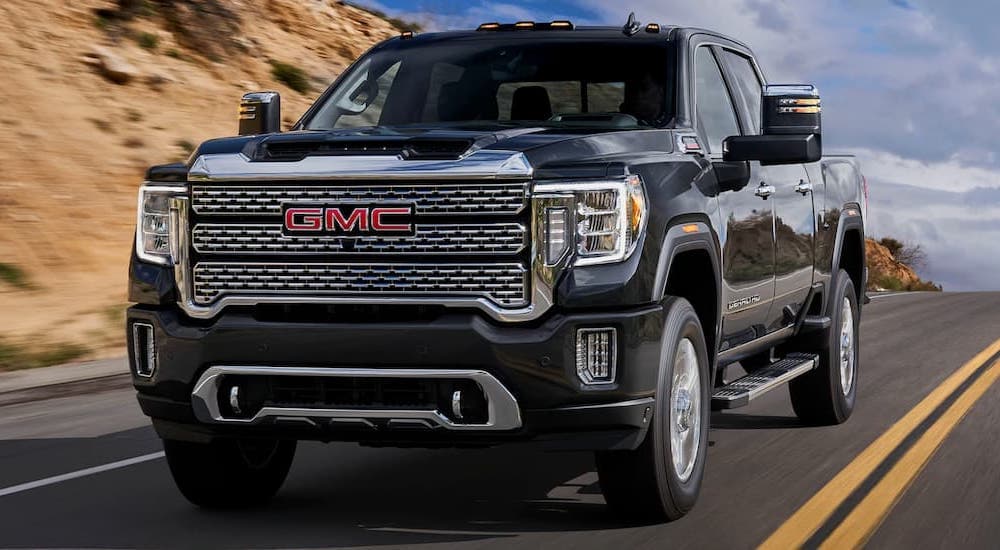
788,269 -> 859,425
596,297 -> 710,522
163,438 -> 296,508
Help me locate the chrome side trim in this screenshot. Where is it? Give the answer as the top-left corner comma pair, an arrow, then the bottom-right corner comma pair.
546,397 -> 655,411
188,150 -> 534,182
190,366 -> 523,431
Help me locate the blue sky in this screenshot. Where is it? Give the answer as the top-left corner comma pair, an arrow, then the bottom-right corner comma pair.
357,0 -> 1000,290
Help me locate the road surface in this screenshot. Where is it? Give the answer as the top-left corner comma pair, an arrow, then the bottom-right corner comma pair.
1,292 -> 999,549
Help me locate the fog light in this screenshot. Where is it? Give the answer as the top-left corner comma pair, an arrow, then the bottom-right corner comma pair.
576,328 -> 617,385
131,322 -> 156,378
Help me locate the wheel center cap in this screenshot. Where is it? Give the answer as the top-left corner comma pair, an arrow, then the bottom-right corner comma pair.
675,388 -> 692,431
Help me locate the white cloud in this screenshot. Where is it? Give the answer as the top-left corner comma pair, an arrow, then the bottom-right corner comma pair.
847,148 -> 1000,194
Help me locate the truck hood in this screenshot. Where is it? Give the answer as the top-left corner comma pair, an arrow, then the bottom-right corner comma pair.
184,126 -> 676,182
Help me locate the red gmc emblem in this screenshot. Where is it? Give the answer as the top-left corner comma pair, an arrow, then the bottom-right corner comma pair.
281,203 -> 415,237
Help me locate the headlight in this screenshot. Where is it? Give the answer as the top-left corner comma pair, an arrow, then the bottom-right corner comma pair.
135,184 -> 185,265
539,175 -> 646,267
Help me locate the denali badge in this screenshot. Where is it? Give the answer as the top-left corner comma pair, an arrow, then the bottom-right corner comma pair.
727,295 -> 761,311
281,203 -> 415,237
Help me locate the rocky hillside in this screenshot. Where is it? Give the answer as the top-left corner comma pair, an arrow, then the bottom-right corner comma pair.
866,238 -> 942,292
0,0 -> 397,364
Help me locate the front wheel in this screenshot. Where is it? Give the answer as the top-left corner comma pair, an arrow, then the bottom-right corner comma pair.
163,438 -> 296,508
596,297 -> 710,522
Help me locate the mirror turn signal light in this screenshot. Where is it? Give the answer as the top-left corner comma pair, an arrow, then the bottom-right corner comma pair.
779,106 -> 821,114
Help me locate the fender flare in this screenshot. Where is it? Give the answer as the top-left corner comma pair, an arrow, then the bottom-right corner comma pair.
651,220 -> 723,358
829,204 -> 866,308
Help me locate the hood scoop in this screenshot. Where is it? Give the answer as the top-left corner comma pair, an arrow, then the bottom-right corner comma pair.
255,136 -> 476,162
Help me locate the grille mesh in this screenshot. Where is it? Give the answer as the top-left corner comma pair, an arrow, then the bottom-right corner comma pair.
191,183 -> 529,216
192,223 -> 526,255
193,263 -> 528,306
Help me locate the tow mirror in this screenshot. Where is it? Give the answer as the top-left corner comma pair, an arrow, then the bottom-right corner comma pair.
723,84 -> 821,165
238,92 -> 281,135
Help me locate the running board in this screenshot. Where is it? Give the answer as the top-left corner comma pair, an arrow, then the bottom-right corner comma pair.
712,353 -> 819,409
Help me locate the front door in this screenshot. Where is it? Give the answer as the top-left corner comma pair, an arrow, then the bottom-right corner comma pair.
693,45 -> 776,349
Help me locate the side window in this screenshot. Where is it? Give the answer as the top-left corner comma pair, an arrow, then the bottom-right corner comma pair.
587,82 -> 626,113
496,81 -> 581,120
694,47 -> 740,154
721,51 -> 763,134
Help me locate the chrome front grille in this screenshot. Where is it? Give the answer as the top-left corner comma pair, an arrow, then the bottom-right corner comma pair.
192,223 -> 526,255
191,182 -> 529,216
192,263 -> 528,306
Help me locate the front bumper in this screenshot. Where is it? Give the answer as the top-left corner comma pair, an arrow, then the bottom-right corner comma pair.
127,305 -> 664,450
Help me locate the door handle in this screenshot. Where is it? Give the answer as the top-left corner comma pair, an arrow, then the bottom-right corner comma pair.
795,180 -> 813,195
755,183 -> 776,199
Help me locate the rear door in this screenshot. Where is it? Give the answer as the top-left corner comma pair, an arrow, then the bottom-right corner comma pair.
719,48 -> 813,333
694,45 -> 775,347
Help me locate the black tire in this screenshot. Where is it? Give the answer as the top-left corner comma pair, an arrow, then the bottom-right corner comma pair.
596,297 -> 710,523
788,269 -> 859,425
163,438 -> 296,508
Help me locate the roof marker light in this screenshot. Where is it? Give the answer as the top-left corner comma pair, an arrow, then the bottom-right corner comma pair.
477,22 -> 500,31
645,23 -> 660,33
515,21 -> 535,29
550,20 -> 574,29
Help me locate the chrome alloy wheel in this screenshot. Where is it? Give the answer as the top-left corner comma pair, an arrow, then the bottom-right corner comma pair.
669,338 -> 702,482
839,296 -> 856,396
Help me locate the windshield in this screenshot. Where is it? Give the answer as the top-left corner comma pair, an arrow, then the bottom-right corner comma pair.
304,38 -> 673,131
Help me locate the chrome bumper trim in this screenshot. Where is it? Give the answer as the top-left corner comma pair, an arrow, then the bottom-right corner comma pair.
190,366 -> 523,431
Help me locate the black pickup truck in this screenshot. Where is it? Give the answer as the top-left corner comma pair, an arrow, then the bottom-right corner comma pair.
128,16 -> 867,521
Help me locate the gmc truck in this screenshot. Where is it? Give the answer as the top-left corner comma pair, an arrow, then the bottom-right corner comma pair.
128,16 -> 867,521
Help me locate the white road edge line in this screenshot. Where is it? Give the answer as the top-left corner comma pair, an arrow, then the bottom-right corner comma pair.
0,451 -> 165,498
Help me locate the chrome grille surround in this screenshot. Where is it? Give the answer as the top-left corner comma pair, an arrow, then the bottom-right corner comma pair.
192,223 -> 527,255
168,151 -> 587,322
192,262 -> 528,306
191,182 -> 529,216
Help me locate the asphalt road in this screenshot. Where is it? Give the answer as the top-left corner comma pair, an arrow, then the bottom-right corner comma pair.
1,292 -> 999,549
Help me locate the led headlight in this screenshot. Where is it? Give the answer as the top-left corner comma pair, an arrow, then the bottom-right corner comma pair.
135,184 -> 185,265
574,175 -> 646,266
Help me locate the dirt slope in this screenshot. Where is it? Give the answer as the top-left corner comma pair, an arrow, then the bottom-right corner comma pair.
866,238 -> 940,292
0,0 -> 395,361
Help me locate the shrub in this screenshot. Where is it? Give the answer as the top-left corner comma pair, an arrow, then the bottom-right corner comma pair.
0,338 -> 89,372
0,263 -> 31,289
175,139 -> 196,154
136,32 -> 159,50
270,60 -> 311,94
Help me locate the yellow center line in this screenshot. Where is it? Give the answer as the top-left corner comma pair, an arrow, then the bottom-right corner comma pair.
759,336 -> 1000,549
821,359 -> 1000,548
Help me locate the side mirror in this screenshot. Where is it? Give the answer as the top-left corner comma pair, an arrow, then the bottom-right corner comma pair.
723,84 -> 821,165
238,92 -> 281,136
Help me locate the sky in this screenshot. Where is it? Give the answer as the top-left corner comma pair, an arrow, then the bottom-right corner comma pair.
357,0 -> 1000,291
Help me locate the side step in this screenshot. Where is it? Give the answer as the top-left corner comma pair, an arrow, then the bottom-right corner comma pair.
712,353 -> 819,410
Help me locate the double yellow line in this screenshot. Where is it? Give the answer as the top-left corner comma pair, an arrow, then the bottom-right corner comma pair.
760,337 -> 1000,549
